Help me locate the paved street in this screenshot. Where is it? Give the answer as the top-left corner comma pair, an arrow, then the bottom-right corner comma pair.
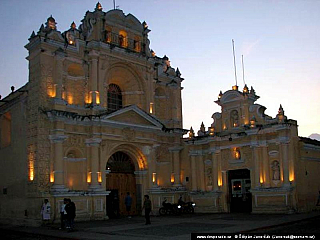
1,212 -> 320,240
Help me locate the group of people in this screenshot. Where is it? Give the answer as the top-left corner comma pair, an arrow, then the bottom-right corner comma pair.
60,198 -> 76,231
40,198 -> 76,231
125,192 -> 151,225
41,193 -> 154,227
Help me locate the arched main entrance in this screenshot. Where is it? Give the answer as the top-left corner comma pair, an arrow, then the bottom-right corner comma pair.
106,151 -> 137,218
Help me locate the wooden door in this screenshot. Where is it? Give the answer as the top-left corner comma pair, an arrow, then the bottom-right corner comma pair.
106,173 -> 137,215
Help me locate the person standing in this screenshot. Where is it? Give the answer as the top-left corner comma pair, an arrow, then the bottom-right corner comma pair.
65,198 -> 76,231
125,192 -> 132,218
40,199 -> 51,226
142,195 -> 151,225
59,198 -> 67,230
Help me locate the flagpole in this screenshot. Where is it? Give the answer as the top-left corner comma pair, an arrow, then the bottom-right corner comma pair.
232,39 -> 238,87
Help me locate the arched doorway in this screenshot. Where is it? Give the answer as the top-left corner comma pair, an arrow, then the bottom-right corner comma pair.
105,151 -> 137,218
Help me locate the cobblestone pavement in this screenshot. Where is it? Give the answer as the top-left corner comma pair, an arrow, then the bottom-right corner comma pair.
1,212 -> 320,240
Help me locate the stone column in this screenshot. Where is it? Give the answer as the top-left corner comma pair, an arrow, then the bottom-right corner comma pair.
212,152 -> 219,191
49,134 -> 68,191
199,156 -> 205,191
89,50 -> 99,105
281,142 -> 290,187
262,144 -> 270,187
252,142 -> 261,188
190,154 -> 197,191
169,146 -> 183,186
86,138 -> 102,190
142,145 -> 158,189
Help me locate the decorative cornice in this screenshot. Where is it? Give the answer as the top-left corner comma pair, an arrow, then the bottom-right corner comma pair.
134,170 -> 148,175
303,143 -> 320,151
168,146 -> 184,152
49,134 -> 68,143
85,138 -> 102,146
63,157 -> 87,162
301,157 -> 320,162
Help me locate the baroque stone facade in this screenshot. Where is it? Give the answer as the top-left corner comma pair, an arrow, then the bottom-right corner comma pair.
0,3 -> 320,224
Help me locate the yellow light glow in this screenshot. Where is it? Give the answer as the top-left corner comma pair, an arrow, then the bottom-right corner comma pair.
233,123 -> 237,127
87,172 -> 92,183
67,94 -> 73,104
260,176 -> 264,184
97,172 -> 102,183
69,178 -> 73,188
234,149 -> 241,159
95,91 -> 100,104
223,124 -> 227,130
47,84 -> 57,98
152,172 -> 156,183
149,102 -> 154,114
69,40 -> 74,45
85,92 -> 92,104
232,85 -> 238,91
28,153 -> 34,181
118,30 -> 128,47
289,173 -> 294,182
62,90 -> 66,100
218,178 -> 222,187
50,172 -> 54,183
171,173 -> 175,183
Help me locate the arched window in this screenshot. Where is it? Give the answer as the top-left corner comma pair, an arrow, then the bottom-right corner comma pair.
106,152 -> 135,173
118,30 -> 128,48
107,84 -> 122,111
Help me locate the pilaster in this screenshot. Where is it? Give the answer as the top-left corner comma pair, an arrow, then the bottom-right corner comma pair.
169,146 -> 183,186
261,142 -> 270,187
89,50 -> 99,105
49,134 -> 68,192
85,138 -> 103,191
190,154 -> 197,191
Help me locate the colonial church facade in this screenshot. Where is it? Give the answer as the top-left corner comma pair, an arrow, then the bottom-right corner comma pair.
0,3 -> 319,224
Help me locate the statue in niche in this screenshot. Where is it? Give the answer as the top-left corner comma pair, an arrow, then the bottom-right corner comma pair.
206,168 -> 213,186
272,161 -> 280,180
230,110 -> 239,127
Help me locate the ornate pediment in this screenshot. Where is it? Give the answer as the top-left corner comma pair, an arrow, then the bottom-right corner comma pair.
101,105 -> 164,129
219,90 -> 243,104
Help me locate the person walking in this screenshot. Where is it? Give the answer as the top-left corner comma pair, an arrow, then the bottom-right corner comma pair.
125,192 -> 132,218
59,198 -> 67,230
142,195 -> 151,225
40,199 -> 51,226
65,198 -> 76,231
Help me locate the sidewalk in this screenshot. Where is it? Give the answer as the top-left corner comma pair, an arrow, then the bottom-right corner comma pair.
1,211 -> 320,240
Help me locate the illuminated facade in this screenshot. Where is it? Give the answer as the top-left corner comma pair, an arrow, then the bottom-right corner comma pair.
183,85 -> 320,213
0,3 -> 320,224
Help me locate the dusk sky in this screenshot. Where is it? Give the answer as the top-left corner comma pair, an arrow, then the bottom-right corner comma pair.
0,0 -> 319,138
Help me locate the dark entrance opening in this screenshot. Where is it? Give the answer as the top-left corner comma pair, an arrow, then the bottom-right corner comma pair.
106,152 -> 137,218
228,169 -> 252,213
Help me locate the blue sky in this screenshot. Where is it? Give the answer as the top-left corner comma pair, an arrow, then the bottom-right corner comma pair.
0,0 -> 319,137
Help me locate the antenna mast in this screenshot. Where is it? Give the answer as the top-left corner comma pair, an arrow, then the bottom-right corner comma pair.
113,0 -> 116,10
242,55 -> 246,85
232,39 -> 238,87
